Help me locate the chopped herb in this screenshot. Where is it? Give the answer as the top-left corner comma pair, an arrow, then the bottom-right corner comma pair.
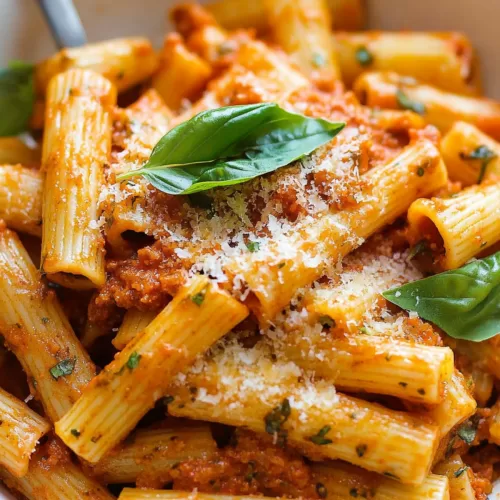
312,52 -> 326,68
445,436 -> 457,458
459,145 -> 497,183
191,287 -> 208,306
355,46 -> 373,66
71,429 -> 81,437
359,326 -> 369,334
126,352 -> 141,370
246,241 -> 260,252
316,482 -> 328,498
454,465 -> 469,478
396,89 -> 426,115
319,315 -> 336,329
245,461 -> 257,482
278,262 -> 286,269
264,399 -> 291,447
161,395 -> 174,406
417,388 -> 426,395
49,358 -> 76,379
309,425 -> 333,445
406,240 -> 429,262
417,167 -> 425,176
457,421 -> 477,445
349,489 -> 359,498
356,444 -> 367,457
41,317 -> 49,324
398,381 -> 408,388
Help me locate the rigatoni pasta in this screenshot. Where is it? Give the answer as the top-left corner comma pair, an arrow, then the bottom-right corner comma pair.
0,164 -> 42,236
0,227 -> 96,422
56,276 -> 248,462
0,388 -> 50,477
41,69 -> 116,289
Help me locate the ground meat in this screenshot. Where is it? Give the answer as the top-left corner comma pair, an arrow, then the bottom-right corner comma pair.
89,241 -> 192,323
137,430 -> 318,498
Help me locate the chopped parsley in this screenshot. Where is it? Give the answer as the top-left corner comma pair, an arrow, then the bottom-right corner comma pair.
49,358 -> 76,379
309,425 -> 333,445
264,398 -> 291,447
41,317 -> 49,324
126,351 -> 141,370
396,89 -> 426,115
454,465 -> 469,478
71,428 -> 81,437
417,388 -> 426,395
246,241 -> 260,252
417,166 -> 425,176
406,240 -> 429,262
457,421 -> 477,445
356,443 -> 367,457
312,52 -> 326,68
319,315 -> 336,329
459,145 -> 497,183
316,482 -> 328,498
355,46 -> 373,66
191,286 -> 208,306
398,381 -> 408,388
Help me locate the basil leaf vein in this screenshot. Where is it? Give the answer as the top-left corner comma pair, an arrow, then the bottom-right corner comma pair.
0,61 -> 35,137
383,252 -> 500,341
117,103 -> 345,195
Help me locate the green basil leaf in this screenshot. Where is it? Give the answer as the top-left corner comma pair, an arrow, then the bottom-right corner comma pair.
118,103 -> 345,195
396,89 -> 426,115
459,145 -> 497,183
0,61 -> 35,137
383,252 -> 500,341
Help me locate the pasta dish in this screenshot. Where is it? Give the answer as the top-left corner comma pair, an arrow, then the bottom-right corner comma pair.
0,1 -> 499,499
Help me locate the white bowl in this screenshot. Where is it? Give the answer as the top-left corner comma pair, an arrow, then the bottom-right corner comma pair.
0,0 -> 499,498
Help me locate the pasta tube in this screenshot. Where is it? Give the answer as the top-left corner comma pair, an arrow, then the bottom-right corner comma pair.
312,461 -> 450,500
407,182 -> 500,270
440,121 -> 500,185
152,34 -> 212,110
430,370 -> 476,440
434,455 -> 475,500
0,227 -> 96,422
263,0 -> 341,81
112,309 -> 156,350
206,0 -> 365,32
334,32 -> 479,94
0,388 -> 50,477
226,140 -> 448,322
56,276 -> 248,463
41,69 -> 116,289
354,71 -> 500,140
283,334 -> 454,404
0,164 -> 42,236
1,439 -> 114,500
35,37 -> 158,95
88,425 -> 217,484
167,344 -> 440,485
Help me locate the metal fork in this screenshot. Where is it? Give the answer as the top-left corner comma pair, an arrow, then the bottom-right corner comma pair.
36,0 -> 87,48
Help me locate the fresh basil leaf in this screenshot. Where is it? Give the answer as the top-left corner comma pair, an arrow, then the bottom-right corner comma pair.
50,358 -> 76,379
355,46 -> 373,66
383,252 -> 500,341
117,103 -> 345,195
396,89 -> 426,115
0,61 -> 35,137
459,145 -> 497,183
